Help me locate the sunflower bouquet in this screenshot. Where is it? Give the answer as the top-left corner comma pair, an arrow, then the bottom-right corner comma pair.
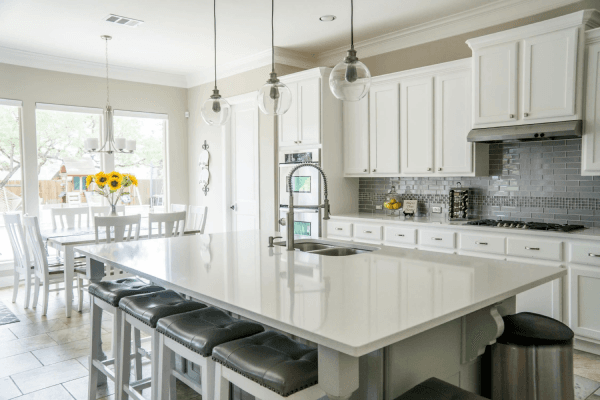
86,171 -> 138,216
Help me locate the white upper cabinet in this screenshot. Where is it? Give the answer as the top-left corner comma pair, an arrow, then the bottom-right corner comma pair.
467,11 -> 598,128
472,42 -> 518,126
279,75 -> 322,147
369,83 -> 400,174
583,28 -> 600,175
435,69 -> 475,175
400,77 -> 434,174
343,97 -> 370,174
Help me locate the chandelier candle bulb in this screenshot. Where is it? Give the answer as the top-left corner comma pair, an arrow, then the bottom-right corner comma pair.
126,140 -> 136,151
115,138 -> 126,150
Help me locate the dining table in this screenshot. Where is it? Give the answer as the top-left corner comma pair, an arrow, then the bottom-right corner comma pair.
41,225 -> 200,318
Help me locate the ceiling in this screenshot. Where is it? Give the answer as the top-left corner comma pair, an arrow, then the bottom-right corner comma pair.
0,0 -> 578,86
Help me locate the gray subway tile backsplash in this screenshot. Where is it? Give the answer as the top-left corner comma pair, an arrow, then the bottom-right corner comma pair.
358,139 -> 600,227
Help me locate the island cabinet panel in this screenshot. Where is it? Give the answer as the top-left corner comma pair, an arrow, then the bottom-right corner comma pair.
343,97 -> 370,175
570,242 -> 600,266
400,262 -> 436,326
570,264 -> 600,341
435,265 -> 475,314
384,226 -> 417,246
418,229 -> 456,250
369,83 -> 400,174
354,224 -> 383,241
460,233 -> 506,255
400,77 -> 434,174
507,237 -> 562,261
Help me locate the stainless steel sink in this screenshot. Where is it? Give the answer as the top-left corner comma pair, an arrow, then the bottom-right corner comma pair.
274,239 -> 377,256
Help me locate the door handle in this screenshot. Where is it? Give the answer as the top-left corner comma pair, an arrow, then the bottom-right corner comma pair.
396,234 -> 405,237
525,246 -> 540,251
475,242 -> 488,245
230,205 -> 236,211
363,230 -> 372,234
432,237 -> 442,241
589,253 -> 600,257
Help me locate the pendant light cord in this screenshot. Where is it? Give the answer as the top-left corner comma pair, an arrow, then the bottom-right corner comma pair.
271,0 -> 275,74
105,38 -> 110,106
350,0 -> 354,50
213,0 -> 217,90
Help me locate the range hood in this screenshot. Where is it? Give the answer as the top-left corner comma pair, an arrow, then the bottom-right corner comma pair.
467,120 -> 582,143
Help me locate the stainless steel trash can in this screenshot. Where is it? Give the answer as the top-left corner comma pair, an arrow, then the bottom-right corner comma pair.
491,312 -> 574,400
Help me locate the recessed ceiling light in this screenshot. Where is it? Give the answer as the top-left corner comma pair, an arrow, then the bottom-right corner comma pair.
319,15 -> 336,22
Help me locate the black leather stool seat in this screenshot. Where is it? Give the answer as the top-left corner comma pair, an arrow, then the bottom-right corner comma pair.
212,330 -> 318,397
156,306 -> 265,357
119,290 -> 207,328
394,378 -> 486,400
88,278 -> 165,307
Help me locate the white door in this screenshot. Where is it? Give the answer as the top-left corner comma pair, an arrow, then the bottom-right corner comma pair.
583,40 -> 600,175
369,83 -> 400,174
228,96 -> 260,232
279,82 -> 299,146
343,96 -> 370,175
435,69 -> 473,175
522,28 -> 578,121
298,78 -> 321,145
473,42 -> 518,126
569,264 -> 600,341
401,77 -> 434,175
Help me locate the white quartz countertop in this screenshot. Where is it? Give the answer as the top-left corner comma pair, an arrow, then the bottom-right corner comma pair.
331,213 -> 600,241
76,230 -> 565,357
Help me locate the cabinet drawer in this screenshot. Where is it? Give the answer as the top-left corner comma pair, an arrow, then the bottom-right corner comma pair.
328,221 -> 352,238
460,234 -> 505,255
419,230 -> 455,249
570,242 -> 600,267
385,227 -> 417,245
354,224 -> 383,241
507,238 -> 562,261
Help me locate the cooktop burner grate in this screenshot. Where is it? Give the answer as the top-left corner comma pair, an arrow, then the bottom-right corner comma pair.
464,219 -> 585,232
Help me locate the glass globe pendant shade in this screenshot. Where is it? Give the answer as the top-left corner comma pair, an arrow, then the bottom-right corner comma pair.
257,73 -> 292,115
201,89 -> 231,126
329,49 -> 371,102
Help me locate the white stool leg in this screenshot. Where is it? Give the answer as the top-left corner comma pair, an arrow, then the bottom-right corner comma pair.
77,277 -> 84,312
150,329 -> 160,400
133,328 -> 143,381
158,335 -> 177,400
118,313 -> 132,400
88,298 -> 102,400
112,308 -> 122,360
214,363 -> 230,400
202,358 -> 216,400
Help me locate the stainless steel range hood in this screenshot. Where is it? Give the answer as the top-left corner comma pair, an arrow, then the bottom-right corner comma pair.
467,120 -> 582,143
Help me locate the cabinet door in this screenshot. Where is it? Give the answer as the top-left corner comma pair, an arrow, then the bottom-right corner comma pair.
570,264 -> 600,340
369,83 -> 400,174
435,70 -> 473,175
473,42 -> 518,126
401,77 -> 434,174
582,41 -> 600,175
298,78 -> 321,145
522,28 -> 578,121
343,96 -> 370,174
279,82 -> 299,146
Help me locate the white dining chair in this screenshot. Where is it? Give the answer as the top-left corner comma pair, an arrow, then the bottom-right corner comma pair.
66,192 -> 82,205
51,206 -> 90,229
148,211 -> 186,239
170,204 -> 187,213
3,213 -> 33,308
188,205 -> 208,233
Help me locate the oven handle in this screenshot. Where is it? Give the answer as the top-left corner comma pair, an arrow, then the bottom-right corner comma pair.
280,208 -> 319,214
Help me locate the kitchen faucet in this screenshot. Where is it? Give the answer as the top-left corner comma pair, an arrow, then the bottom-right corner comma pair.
286,163 -> 330,251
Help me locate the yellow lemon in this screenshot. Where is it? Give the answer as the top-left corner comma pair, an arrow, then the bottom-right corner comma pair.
393,203 -> 400,210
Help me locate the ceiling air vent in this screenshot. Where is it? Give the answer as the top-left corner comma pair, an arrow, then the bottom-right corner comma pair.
104,14 -> 144,28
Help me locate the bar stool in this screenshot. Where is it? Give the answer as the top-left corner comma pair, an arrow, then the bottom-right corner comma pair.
117,290 -> 207,400
212,331 -> 325,400
156,306 -> 265,399
394,377 -> 486,399
87,278 -> 164,400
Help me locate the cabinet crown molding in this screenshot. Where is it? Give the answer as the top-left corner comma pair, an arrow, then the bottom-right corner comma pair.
371,58 -> 471,85
466,10 -> 600,49
586,26 -> 600,44
280,67 -> 331,83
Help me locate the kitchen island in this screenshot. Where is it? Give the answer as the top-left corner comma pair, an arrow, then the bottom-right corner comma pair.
76,230 -> 565,399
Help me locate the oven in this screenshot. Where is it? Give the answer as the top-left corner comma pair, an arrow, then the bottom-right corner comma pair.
279,208 -> 321,239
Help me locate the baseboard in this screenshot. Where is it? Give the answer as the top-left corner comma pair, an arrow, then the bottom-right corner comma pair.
575,336 -> 600,356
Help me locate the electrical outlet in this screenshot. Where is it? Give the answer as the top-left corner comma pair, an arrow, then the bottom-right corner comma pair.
375,205 -> 383,210
432,206 -> 442,214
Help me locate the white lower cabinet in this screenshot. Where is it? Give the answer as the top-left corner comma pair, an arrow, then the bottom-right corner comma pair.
354,224 -> 383,242
460,233 -> 505,255
326,221 -> 352,239
418,230 -> 456,251
384,226 -> 417,247
507,237 -> 563,261
569,264 -> 600,341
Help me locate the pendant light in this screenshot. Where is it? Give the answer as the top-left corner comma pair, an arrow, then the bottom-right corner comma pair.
201,0 -> 231,126
329,0 -> 371,102
85,35 -> 136,154
257,0 -> 292,115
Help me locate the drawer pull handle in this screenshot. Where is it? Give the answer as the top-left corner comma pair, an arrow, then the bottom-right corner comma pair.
432,237 -> 442,241
364,230 -> 372,234
476,242 -> 488,245
525,247 -> 540,251
335,228 -> 343,231
396,234 -> 405,237
589,253 -> 600,257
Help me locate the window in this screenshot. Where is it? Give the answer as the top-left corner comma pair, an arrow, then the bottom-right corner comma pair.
0,99 -> 23,265
35,104 -> 102,223
114,112 -> 167,209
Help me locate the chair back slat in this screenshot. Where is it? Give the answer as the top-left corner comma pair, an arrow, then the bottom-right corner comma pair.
148,211 -> 186,239
188,205 -> 208,233
3,213 -> 29,274
89,205 -> 126,220
51,207 -> 90,229
23,216 -> 49,279
94,215 -> 141,244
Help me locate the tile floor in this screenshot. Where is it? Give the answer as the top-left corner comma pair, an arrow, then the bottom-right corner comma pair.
0,284 -> 599,399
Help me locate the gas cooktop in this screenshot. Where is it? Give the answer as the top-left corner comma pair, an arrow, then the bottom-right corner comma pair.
464,219 -> 586,232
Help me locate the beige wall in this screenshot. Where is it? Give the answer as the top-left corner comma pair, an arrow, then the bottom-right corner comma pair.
0,63 -> 189,215
187,64 -> 304,233
361,0 -> 600,77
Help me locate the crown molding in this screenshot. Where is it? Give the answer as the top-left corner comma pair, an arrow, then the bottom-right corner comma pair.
316,0 -> 585,67
0,46 -> 189,88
